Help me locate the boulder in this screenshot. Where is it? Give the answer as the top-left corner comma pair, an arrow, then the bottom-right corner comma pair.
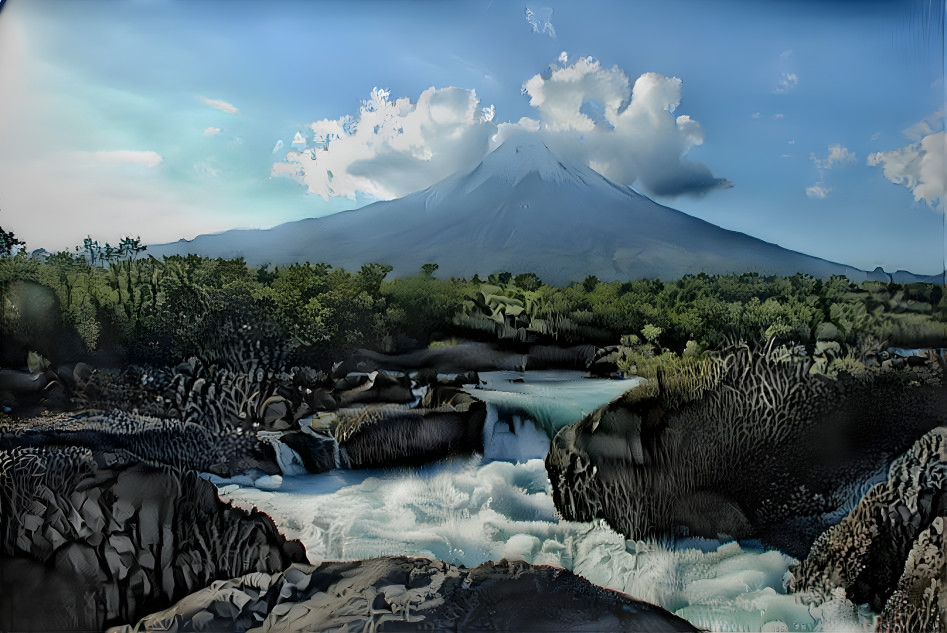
111,556 -> 700,633
790,426 -> 946,614
335,398 -> 486,468
0,447 -> 306,632
876,517 -> 946,632
280,429 -> 338,474
1,409 -> 279,477
546,344 -> 947,557
335,371 -> 415,407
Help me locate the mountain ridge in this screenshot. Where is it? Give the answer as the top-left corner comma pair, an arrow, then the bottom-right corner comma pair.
148,140 -> 937,284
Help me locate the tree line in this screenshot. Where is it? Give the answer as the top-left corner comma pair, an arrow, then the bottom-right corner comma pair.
1,227 -> 945,370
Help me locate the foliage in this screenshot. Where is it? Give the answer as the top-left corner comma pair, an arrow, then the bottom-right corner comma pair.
0,225 -> 25,257
0,233 -> 944,368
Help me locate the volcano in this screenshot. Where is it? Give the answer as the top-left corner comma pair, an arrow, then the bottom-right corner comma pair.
150,140 -> 886,284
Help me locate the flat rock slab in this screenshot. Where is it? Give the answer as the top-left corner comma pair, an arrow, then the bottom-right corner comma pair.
113,556 -> 700,632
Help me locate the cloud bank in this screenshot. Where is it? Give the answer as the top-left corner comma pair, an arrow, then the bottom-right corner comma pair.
868,111 -> 945,210
274,56 -> 730,201
273,87 -> 498,200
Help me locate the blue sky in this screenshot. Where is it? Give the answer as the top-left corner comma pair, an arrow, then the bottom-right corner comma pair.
0,0 -> 943,274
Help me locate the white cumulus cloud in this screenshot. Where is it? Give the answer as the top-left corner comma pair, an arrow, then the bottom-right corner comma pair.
273,55 -> 730,201
200,97 -> 238,114
519,56 -> 731,197
775,72 -> 798,94
203,126 -> 221,136
811,144 -> 855,170
868,127 -> 945,210
273,86 -> 498,200
806,183 -> 831,199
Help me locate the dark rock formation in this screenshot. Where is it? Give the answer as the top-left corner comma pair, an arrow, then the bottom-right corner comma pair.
545,344 -> 947,558
335,386 -> 486,468
279,428 -> 338,473
877,517 -> 946,633
335,370 -> 415,407
353,342 -> 529,374
790,426 -> 946,615
0,446 -> 306,632
351,342 -> 597,375
111,556 -> 700,633
0,409 -> 278,477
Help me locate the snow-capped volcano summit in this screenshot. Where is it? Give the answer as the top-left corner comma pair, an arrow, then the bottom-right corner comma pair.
150,140 -> 880,284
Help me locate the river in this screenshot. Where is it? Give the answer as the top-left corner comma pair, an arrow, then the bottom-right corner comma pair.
207,370 -> 876,632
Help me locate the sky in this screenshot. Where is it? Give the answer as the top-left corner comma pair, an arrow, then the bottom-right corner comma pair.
0,0 -> 944,274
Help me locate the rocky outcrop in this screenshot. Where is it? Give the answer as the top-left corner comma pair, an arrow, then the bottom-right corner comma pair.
335,386 -> 486,468
0,446 -> 306,632
790,426 -> 946,617
546,345 -> 947,558
877,517 -> 946,632
351,342 -> 596,374
111,556 -> 700,633
334,370 -> 415,407
0,409 -> 278,477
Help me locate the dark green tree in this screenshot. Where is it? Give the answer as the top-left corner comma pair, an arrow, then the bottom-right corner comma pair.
513,272 -> 543,291
0,225 -> 25,257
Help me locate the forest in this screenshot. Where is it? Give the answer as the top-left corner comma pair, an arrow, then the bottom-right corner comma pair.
2,231 -> 945,378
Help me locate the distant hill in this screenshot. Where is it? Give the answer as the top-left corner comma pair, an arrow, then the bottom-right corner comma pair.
149,140 -> 937,285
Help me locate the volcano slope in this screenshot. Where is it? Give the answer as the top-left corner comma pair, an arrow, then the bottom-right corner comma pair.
149,140 -> 882,285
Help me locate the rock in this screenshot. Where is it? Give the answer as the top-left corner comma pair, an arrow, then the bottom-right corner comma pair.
335,371 -> 414,407
0,447 -> 306,632
588,345 -> 623,376
112,556 -> 700,633
545,344 -> 947,557
0,409 -> 279,477
790,426 -> 946,614
354,342 -> 528,373
280,429 -> 338,473
335,396 -> 486,468
876,517 -> 946,632
253,474 -> 283,490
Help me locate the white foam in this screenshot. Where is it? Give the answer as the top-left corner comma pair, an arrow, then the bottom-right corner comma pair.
211,370 -> 877,631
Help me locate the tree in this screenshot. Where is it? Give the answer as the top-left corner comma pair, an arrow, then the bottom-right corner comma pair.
117,235 -> 147,261
513,272 -> 542,292
0,225 -> 25,257
79,236 -> 102,266
642,323 -> 662,344
420,263 -> 439,278
358,263 -> 393,299
582,275 -> 600,293
488,271 -> 512,286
